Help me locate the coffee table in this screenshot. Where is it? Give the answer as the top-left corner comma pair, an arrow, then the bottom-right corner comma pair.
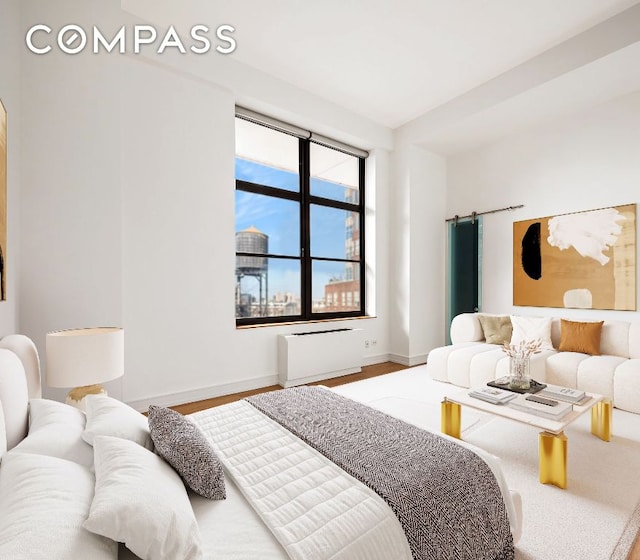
441,386 -> 612,489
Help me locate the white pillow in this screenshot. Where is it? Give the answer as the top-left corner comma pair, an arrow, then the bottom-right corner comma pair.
0,452 -> 117,559
84,435 -> 203,560
12,399 -> 93,467
510,316 -> 554,350
83,394 -> 153,450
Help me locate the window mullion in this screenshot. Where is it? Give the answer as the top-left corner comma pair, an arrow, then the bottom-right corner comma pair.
300,139 -> 312,320
359,157 -> 366,316
236,179 -> 300,202
308,194 -> 359,212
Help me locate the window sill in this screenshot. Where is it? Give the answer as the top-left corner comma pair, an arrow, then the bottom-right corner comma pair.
236,315 -> 376,330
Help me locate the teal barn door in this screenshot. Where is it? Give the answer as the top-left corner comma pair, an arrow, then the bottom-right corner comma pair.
447,217 -> 482,343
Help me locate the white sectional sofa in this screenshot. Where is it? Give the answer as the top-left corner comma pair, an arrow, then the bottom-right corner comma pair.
426,313 -> 640,414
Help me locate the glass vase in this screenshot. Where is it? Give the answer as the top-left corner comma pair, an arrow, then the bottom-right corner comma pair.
509,356 -> 531,390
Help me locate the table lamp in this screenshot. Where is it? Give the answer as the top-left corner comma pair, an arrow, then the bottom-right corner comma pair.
46,327 -> 124,408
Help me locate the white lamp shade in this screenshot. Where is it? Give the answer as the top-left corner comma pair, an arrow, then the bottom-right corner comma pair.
46,327 -> 124,388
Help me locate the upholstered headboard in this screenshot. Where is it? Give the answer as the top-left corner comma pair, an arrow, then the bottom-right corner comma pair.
0,335 -> 41,453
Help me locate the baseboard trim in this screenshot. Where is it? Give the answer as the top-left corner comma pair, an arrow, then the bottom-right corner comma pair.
281,366 -> 361,388
362,353 -> 391,366
126,374 -> 280,412
388,353 -> 428,367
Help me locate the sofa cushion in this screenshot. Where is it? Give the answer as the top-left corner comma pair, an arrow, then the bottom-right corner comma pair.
613,360 -> 640,414
450,314 -> 485,345
478,315 -> 512,345
559,319 -> 604,355
426,342 -> 484,383
545,352 -> 590,388
601,321 -> 632,359
576,356 -> 625,400
448,345 -> 500,387
630,324 -> 640,360
510,316 -> 554,350
468,349 -> 508,387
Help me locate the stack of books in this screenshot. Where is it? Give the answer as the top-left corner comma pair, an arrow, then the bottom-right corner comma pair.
538,384 -> 589,404
508,393 -> 573,420
469,386 -> 518,405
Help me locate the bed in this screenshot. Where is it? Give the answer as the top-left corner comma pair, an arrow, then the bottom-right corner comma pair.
0,334 -> 521,559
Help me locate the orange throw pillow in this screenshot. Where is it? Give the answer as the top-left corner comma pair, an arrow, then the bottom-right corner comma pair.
558,319 -> 604,355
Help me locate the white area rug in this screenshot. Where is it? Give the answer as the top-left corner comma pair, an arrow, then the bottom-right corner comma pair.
332,366 -> 640,560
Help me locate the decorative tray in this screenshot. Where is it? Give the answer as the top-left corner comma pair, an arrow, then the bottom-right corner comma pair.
487,376 -> 547,394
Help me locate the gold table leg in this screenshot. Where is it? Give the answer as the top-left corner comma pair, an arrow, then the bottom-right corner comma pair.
441,400 -> 461,439
539,431 -> 568,489
591,400 -> 612,442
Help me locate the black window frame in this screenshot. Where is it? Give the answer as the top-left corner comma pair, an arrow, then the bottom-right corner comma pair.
235,115 -> 366,326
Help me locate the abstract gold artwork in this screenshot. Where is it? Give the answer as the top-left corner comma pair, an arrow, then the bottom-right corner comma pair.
513,204 -> 636,311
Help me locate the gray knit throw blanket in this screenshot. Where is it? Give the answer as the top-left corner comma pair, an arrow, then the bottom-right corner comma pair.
247,387 -> 514,560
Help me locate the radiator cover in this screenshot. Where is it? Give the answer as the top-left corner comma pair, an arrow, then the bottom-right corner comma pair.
278,328 -> 364,387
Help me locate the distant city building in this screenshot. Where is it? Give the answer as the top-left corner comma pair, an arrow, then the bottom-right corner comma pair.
323,277 -> 360,312
323,188 -> 360,312
268,292 -> 300,316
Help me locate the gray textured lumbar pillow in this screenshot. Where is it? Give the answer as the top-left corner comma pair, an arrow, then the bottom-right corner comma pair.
148,405 -> 226,500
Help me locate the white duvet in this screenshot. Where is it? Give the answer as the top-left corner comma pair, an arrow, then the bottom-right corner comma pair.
191,400 -> 414,560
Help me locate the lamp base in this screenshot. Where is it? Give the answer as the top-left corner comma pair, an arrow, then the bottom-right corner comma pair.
66,384 -> 107,410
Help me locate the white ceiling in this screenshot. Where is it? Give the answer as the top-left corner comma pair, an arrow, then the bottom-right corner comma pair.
123,0 -> 640,152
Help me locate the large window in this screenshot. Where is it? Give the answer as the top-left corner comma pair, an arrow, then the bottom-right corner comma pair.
235,109 -> 367,325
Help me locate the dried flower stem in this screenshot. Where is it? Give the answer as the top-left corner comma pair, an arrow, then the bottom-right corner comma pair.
501,338 -> 542,359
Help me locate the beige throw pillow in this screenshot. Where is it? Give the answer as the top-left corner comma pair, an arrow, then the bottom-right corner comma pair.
477,315 -> 513,345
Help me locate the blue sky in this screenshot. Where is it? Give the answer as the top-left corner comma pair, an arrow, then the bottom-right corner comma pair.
235,158 -> 354,299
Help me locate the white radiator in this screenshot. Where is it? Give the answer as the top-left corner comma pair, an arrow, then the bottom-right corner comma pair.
278,328 -> 364,388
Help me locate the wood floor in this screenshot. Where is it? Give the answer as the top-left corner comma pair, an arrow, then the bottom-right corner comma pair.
170,361 -> 640,560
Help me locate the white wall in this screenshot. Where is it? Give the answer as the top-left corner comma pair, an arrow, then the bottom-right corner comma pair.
388,142 -> 411,360
16,1 -> 395,407
20,0 -> 124,401
409,149 -> 447,358
447,91 -> 640,323
389,139 -> 447,363
0,0 -> 22,335
362,148 -> 392,360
